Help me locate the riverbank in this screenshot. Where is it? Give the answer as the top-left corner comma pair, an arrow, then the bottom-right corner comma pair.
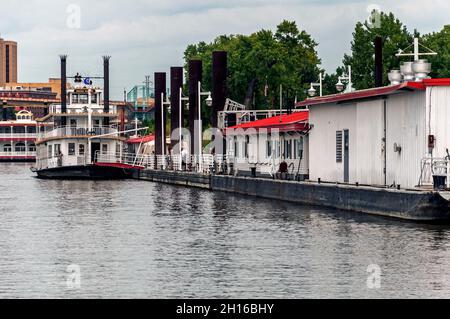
133,169 -> 450,222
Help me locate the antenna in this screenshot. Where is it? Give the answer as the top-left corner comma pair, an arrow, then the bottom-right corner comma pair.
395,37 -> 437,61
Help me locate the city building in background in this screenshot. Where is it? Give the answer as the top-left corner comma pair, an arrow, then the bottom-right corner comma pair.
0,37 -> 18,86
0,110 -> 39,162
126,76 -> 155,121
9,78 -> 67,99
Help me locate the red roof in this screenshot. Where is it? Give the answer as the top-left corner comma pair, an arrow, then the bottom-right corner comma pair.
295,79 -> 450,108
126,134 -> 155,144
226,111 -> 309,134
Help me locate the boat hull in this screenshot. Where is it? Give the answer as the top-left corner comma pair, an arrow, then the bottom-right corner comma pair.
34,164 -> 134,180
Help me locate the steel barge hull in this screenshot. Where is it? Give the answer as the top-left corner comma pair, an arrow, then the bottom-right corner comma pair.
33,164 -> 135,180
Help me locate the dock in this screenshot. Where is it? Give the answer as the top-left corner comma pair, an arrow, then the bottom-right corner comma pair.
131,168 -> 450,222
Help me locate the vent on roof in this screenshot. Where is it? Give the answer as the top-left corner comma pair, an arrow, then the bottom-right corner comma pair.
412,59 -> 432,81
388,70 -> 403,85
400,62 -> 415,81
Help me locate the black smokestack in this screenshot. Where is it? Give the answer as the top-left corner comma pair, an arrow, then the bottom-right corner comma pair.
188,60 -> 202,155
103,56 -> 111,126
375,36 -> 383,87
170,67 -> 183,153
60,55 -> 67,126
155,72 -> 167,156
211,51 -> 227,129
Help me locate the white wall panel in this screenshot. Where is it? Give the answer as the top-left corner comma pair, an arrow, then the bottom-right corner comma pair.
355,99 -> 384,185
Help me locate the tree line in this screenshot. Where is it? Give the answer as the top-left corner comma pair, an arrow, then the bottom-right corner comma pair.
183,11 -> 450,113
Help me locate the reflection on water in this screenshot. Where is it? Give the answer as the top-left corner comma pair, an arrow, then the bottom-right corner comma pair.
1,164 -> 450,298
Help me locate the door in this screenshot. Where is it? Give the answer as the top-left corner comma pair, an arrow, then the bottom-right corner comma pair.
344,129 -> 349,183
91,142 -> 100,163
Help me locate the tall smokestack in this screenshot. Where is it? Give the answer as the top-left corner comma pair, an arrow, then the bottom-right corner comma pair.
188,60 -> 202,155
103,56 -> 111,126
155,72 -> 167,156
211,51 -> 227,129
170,67 -> 183,154
375,36 -> 383,87
60,55 -> 67,126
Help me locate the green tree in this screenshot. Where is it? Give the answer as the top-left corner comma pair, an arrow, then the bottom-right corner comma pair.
183,20 -> 322,116
342,12 -> 414,89
421,25 -> 450,78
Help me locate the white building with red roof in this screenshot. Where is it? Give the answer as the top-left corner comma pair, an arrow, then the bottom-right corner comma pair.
296,78 -> 450,189
225,110 -> 310,178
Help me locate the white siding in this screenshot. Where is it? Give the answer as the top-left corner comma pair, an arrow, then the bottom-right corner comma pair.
309,102 -> 357,183
309,90 -> 427,189
355,99 -> 384,185
385,91 -> 426,188
427,86 -> 450,158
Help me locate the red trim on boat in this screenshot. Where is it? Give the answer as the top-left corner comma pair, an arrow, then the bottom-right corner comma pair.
126,134 -> 155,144
94,162 -> 144,170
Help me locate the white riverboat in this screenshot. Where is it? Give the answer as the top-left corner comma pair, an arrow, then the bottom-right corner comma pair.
31,85 -> 131,179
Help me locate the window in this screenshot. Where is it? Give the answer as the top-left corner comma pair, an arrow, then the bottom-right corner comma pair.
70,119 -> 77,128
79,94 -> 88,104
5,45 -> 9,83
102,144 -> 108,154
48,145 -> 52,157
93,120 -> 100,127
54,144 -> 61,156
284,140 -> 292,159
4,144 -> 12,152
244,136 -> 249,158
336,131 -> 343,163
266,141 -> 272,158
72,94 -> 79,104
295,137 -> 304,160
29,144 -> 36,152
68,143 -> 76,156
13,126 -> 25,134
79,144 -> 85,156
234,137 -> 239,158
91,94 -> 98,104
15,143 -> 26,152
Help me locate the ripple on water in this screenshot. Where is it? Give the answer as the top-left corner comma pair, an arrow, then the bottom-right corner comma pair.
1,163 -> 450,298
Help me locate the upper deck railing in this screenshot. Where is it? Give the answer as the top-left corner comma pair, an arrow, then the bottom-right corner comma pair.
36,125 -> 119,140
0,132 -> 37,139
48,105 -> 118,115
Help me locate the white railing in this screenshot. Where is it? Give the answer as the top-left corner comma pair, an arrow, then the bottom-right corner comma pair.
94,151 -> 151,168
92,150 -> 306,178
418,156 -> 450,188
36,156 -> 62,170
0,151 -> 36,157
37,126 -> 118,140
0,133 -> 37,139
49,105 -> 117,115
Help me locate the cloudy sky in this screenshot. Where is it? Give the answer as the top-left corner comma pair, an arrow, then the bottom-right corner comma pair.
1,0 -> 448,99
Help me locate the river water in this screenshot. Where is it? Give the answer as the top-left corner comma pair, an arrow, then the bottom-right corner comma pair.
1,163 -> 450,298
